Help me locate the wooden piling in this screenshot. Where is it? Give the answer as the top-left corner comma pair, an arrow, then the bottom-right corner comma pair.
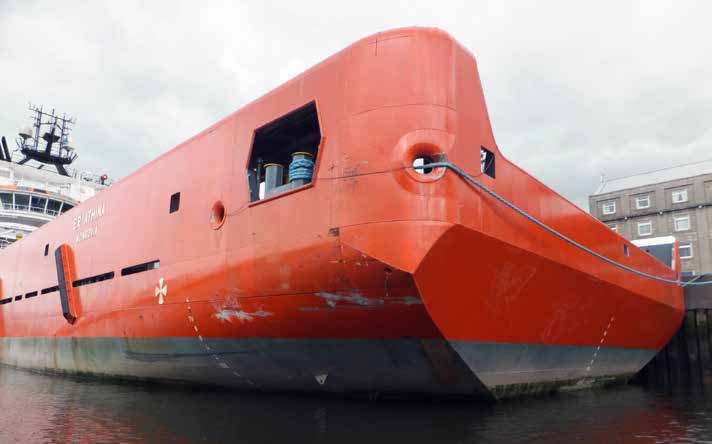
684,311 -> 702,391
666,327 -> 687,390
634,275 -> 712,393
700,309 -> 712,387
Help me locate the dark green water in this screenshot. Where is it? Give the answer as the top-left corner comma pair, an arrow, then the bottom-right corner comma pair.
1,366 -> 711,443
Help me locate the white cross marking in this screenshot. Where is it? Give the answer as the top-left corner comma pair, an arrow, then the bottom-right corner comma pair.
155,277 -> 167,305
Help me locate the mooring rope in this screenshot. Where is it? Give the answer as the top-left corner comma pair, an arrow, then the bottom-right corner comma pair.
289,158 -> 315,182
415,161 -> 712,287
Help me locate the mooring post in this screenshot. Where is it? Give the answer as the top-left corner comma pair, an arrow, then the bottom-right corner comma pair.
684,311 -> 703,391
667,327 -> 687,390
699,309 -> 712,389
646,349 -> 663,388
659,345 -> 671,389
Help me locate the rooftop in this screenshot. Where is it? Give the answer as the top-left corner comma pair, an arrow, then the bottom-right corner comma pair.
631,236 -> 676,247
593,158 -> 712,195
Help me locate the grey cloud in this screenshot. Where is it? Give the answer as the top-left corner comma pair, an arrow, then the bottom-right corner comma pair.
1,0 -> 710,210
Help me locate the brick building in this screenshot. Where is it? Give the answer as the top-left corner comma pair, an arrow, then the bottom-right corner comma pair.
589,160 -> 712,277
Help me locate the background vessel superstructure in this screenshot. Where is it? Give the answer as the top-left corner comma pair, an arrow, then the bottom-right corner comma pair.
0,106 -> 110,248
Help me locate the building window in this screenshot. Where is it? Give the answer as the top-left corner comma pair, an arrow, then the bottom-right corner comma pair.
635,195 -> 651,209
671,189 -> 688,204
607,224 -> 618,232
679,241 -> 693,259
637,221 -> 653,236
601,201 -> 616,215
673,214 -> 690,232
681,271 -> 696,278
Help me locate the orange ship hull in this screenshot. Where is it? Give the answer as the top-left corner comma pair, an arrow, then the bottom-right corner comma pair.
0,28 -> 684,399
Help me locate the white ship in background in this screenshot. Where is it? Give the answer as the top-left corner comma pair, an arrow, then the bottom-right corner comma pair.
0,105 -> 111,248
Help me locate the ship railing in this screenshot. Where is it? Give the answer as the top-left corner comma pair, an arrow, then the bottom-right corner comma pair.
63,167 -> 114,187
1,203 -> 55,219
1,203 -> 28,212
4,162 -> 114,188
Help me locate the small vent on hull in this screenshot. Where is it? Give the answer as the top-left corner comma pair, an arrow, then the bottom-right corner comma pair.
73,271 -> 115,288
121,260 -> 160,276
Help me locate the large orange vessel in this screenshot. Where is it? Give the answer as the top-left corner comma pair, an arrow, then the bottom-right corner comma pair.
0,28 -> 684,399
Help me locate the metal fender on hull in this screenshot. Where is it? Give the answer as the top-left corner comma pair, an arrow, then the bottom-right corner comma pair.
54,244 -> 78,324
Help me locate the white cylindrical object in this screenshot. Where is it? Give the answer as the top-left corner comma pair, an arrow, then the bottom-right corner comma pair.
63,137 -> 76,151
18,126 -> 33,139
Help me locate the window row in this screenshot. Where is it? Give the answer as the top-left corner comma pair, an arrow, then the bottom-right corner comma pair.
607,224 -> 695,260
0,260 -> 160,307
607,214 -> 691,236
600,188 -> 690,215
0,191 -> 74,216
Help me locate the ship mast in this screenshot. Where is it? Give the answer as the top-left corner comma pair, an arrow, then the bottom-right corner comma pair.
15,104 -> 78,176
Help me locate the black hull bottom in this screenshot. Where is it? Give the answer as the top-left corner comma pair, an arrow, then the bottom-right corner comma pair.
0,337 -> 655,399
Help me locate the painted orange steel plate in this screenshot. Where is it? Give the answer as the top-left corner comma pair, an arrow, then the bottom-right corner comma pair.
0,27 -> 683,399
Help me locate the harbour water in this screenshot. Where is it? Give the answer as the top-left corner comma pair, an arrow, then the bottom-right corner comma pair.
1,366 -> 711,443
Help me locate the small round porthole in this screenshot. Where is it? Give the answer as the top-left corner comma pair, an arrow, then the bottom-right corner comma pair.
210,201 -> 226,229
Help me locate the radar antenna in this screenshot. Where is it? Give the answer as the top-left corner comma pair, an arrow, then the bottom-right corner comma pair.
15,104 -> 78,176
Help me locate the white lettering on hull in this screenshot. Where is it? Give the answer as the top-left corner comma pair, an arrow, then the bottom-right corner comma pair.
75,226 -> 98,243
72,202 -> 106,244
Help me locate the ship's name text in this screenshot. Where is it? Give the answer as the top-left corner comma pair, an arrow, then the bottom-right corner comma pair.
76,226 -> 98,243
72,202 -> 106,230
73,202 -> 106,243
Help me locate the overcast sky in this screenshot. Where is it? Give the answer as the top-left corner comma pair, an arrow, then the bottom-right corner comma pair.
1,1 -> 710,208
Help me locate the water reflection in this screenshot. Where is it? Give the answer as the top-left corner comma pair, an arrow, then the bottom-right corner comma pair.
1,366 -> 711,443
